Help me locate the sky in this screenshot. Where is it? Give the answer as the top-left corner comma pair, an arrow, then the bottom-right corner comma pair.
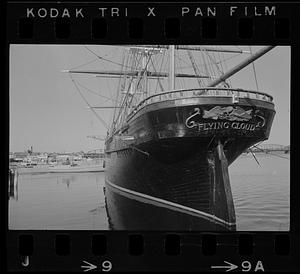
9,45 -> 290,153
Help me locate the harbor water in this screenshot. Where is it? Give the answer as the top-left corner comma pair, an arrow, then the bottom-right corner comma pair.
9,153 -> 290,231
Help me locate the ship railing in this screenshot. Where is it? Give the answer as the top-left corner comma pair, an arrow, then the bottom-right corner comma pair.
127,87 -> 273,120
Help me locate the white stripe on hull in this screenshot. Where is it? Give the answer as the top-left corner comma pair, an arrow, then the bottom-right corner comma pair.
105,179 -> 235,228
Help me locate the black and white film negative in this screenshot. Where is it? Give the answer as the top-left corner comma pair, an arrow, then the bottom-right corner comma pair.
4,0 -> 297,272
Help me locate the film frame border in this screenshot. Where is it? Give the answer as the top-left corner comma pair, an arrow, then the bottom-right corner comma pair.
4,1 -> 296,272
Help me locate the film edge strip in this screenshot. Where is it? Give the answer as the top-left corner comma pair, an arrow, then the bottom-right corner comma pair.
16,17 -> 290,40
5,1 -> 295,272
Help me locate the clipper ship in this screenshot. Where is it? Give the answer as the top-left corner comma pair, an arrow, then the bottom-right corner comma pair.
66,45 -> 276,230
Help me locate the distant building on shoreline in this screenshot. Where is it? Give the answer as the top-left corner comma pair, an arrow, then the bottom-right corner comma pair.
9,149 -> 105,166
244,144 -> 290,154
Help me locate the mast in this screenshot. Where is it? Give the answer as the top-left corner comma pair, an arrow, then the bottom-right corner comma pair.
207,46 -> 275,87
169,45 -> 175,90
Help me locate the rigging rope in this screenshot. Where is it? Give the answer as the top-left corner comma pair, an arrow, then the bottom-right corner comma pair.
74,79 -> 120,103
112,50 -> 126,128
200,49 -> 210,87
114,52 -> 141,127
150,55 -> 164,93
102,64 -> 115,128
215,53 -> 242,65
186,49 -> 202,87
69,58 -> 99,70
153,50 -> 166,93
252,145 -> 290,160
127,52 -> 153,109
250,46 -> 259,91
176,54 -> 183,89
69,74 -> 108,129
206,51 -> 217,86
84,46 -> 133,69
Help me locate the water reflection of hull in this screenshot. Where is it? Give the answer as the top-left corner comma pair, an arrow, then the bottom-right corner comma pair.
48,164 -> 104,173
16,166 -> 50,174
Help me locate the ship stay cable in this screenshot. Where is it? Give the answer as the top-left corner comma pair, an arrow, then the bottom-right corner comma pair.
250,46 -> 259,91
69,58 -> 99,70
101,61 -> 117,129
126,53 -> 153,115
176,56 -> 181,89
112,50 -> 126,128
175,52 -> 240,72
114,54 -> 138,128
248,140 -> 264,166
218,51 -> 226,79
114,48 -> 163,128
63,70 -> 121,104
69,74 -> 108,129
178,56 -> 186,89
97,75 -> 115,126
249,148 -> 261,166
74,80 -> 120,104
210,53 -> 219,86
84,46 -> 134,69
154,50 -> 167,93
150,56 -> 164,92
205,52 -> 215,87
201,48 -> 210,87
222,51 -> 232,87
187,50 -> 203,87
207,51 -> 224,83
115,51 -> 153,129
252,145 -> 290,160
196,51 -> 218,92
177,52 -> 193,67
113,59 -> 137,129
99,56 -> 118,105
215,53 -> 242,66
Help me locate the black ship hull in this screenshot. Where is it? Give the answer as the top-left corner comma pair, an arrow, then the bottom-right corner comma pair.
105,185 -> 233,231
105,90 -> 275,230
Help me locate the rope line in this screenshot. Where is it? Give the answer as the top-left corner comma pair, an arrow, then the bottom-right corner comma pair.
84,46 -> 133,69
252,145 -> 290,160
69,74 -> 108,129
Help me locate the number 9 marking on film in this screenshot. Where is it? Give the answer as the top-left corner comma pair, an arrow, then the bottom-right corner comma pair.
102,260 -> 112,272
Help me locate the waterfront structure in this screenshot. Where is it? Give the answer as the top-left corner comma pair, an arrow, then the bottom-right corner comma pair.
9,150 -> 105,173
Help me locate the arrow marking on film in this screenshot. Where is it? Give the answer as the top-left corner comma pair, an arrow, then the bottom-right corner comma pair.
81,261 -> 97,272
211,261 -> 238,272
